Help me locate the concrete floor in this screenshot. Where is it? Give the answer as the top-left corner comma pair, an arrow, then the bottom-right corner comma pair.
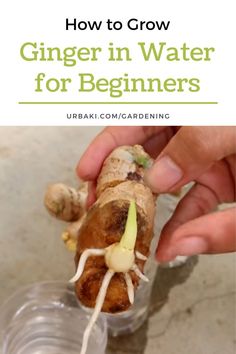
0,127 -> 235,354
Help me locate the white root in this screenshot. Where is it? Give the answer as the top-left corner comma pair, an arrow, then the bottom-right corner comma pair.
131,264 -> 149,282
124,272 -> 134,305
80,269 -> 115,354
135,251 -> 148,261
69,249 -> 106,283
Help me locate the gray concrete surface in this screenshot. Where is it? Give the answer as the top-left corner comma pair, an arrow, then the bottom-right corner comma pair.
0,127 -> 235,354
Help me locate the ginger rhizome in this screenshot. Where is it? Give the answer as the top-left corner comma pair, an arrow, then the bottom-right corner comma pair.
45,182 -> 87,250
44,145 -> 157,354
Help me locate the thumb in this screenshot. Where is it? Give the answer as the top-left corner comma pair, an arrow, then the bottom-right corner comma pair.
144,127 -> 236,193
157,207 -> 236,262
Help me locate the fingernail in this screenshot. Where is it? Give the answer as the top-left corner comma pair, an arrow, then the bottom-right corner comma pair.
144,156 -> 183,193
173,237 -> 208,256
156,249 -> 176,263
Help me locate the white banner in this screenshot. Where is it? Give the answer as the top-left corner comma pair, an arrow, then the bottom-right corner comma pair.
0,0 -> 235,125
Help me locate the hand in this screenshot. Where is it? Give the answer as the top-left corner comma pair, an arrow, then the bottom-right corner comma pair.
77,127 -> 236,261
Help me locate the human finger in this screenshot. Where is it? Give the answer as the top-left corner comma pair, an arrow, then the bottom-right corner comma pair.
158,207 -> 236,261
145,126 -> 236,194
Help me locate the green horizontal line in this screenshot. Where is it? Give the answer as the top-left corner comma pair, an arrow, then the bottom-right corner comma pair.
18,101 -> 218,105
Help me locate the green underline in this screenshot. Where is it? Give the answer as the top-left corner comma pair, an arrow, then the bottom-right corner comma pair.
18,101 -> 218,105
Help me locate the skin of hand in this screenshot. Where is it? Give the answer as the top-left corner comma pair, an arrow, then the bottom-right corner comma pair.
77,127 -> 236,262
